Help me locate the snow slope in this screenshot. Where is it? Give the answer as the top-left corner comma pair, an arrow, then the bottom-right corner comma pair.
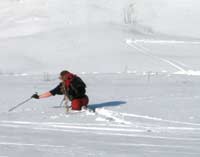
0,0 -> 200,74
131,0 -> 200,38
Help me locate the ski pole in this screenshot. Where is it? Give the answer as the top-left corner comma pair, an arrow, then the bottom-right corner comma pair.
8,97 -> 32,112
59,97 -> 65,107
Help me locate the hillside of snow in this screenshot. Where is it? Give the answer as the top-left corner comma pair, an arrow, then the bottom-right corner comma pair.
0,0 -> 200,74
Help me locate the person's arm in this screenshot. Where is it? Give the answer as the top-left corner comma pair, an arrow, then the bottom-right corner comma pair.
39,92 -> 52,99
32,92 -> 52,99
32,83 -> 63,99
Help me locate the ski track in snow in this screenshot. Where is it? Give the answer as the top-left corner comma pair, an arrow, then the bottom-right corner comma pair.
0,107 -> 200,155
0,120 -> 200,142
125,38 -> 200,76
126,39 -> 188,72
133,39 -> 200,45
95,108 -> 132,125
1,108 -> 200,138
0,120 -> 145,133
119,112 -> 200,126
0,142 -> 64,148
127,39 -> 200,75
96,108 -> 200,127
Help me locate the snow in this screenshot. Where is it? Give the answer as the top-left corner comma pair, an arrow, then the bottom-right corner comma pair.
0,0 -> 200,156
0,0 -> 200,74
131,0 -> 200,38
1,74 -> 200,156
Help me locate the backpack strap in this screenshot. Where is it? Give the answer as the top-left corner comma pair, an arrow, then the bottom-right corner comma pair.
64,73 -> 76,89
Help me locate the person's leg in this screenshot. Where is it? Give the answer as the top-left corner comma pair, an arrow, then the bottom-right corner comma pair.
71,96 -> 89,110
71,99 -> 82,110
81,96 -> 89,108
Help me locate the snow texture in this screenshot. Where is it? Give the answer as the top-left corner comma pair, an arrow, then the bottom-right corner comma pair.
0,0 -> 200,156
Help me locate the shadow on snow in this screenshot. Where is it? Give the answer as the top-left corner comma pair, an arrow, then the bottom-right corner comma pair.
52,101 -> 126,109
88,101 -> 126,110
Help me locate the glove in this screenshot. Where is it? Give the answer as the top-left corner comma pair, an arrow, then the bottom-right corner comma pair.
31,94 -> 39,99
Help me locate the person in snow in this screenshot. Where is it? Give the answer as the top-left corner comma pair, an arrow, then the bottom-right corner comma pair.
31,70 -> 89,110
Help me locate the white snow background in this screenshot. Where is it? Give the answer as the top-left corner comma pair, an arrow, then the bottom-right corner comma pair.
0,0 -> 200,156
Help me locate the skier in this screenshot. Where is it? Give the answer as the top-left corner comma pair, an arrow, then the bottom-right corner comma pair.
31,70 -> 89,110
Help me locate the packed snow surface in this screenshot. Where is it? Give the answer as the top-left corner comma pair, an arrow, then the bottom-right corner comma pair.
0,74 -> 200,156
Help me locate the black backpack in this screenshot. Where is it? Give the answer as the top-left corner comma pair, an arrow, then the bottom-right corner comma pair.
68,76 -> 86,99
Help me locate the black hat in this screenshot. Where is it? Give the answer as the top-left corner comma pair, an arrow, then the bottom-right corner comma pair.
60,70 -> 70,77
